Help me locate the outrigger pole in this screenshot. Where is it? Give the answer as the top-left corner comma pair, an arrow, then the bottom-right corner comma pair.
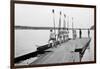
52,9 -> 56,36
58,11 -> 62,40
72,17 -> 74,29
67,16 -> 69,38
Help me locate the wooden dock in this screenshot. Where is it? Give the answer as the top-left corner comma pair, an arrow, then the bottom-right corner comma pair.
30,38 -> 91,65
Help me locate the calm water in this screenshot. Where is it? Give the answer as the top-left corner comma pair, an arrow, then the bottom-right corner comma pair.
15,29 -> 94,60
82,30 -> 94,61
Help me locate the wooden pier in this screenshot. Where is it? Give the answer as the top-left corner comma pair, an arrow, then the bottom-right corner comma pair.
30,38 -> 91,65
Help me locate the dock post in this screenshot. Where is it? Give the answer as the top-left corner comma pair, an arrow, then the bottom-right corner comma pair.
88,29 -> 90,38
79,29 -> 82,39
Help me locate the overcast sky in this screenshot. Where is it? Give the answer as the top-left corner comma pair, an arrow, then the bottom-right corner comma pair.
15,4 -> 94,28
